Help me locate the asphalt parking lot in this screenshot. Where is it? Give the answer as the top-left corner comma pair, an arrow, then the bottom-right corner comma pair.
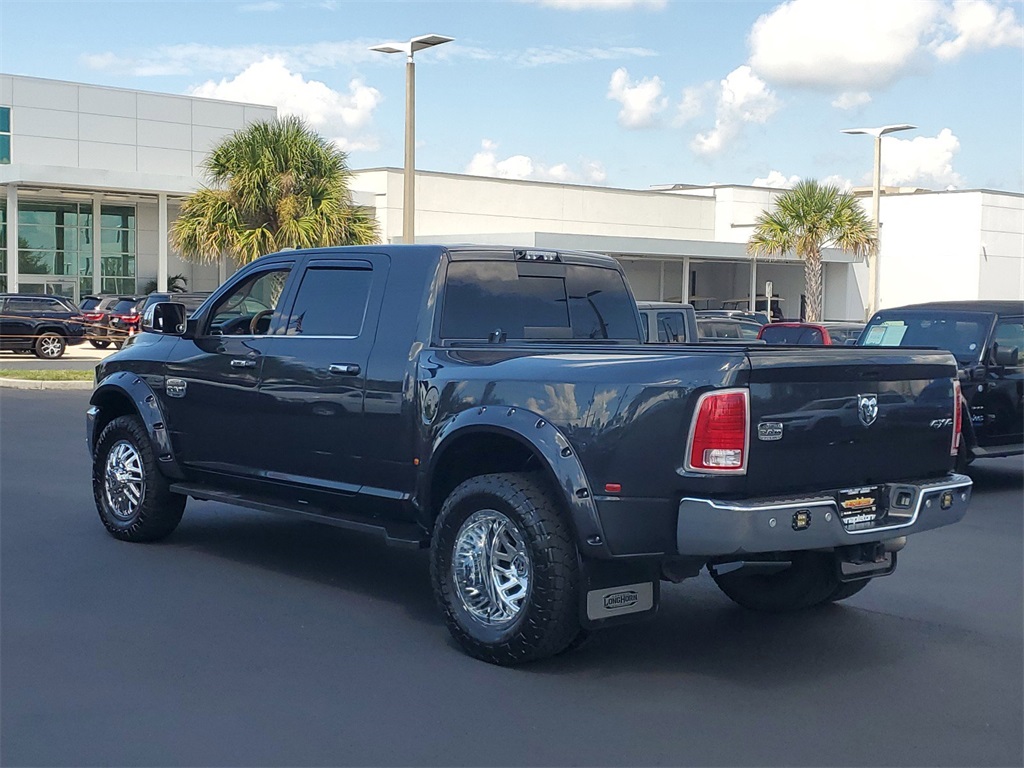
1,388 -> 1021,767
0,343 -> 112,372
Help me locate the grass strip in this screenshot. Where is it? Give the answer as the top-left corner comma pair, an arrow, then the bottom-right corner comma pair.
0,369 -> 94,381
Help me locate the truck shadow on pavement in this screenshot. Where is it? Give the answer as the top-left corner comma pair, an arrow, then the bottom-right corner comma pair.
166,502 -> 440,627
162,498 -> 995,680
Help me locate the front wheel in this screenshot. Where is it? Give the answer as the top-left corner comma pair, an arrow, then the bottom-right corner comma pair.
711,552 -> 839,612
430,472 -> 583,665
90,339 -> 110,349
92,415 -> 185,542
34,332 -> 66,359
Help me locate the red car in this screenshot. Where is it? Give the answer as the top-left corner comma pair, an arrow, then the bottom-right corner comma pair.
757,321 -> 865,345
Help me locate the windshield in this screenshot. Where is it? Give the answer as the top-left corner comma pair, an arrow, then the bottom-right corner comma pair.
859,311 -> 991,363
111,299 -> 138,314
80,297 -> 101,311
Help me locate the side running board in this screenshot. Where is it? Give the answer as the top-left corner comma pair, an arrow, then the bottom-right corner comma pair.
169,482 -> 427,549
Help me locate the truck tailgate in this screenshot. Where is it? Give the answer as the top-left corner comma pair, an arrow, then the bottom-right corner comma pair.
744,347 -> 958,495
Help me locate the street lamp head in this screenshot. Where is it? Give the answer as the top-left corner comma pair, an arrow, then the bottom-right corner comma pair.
370,42 -> 407,55
841,124 -> 917,138
370,34 -> 454,58
410,34 -> 454,52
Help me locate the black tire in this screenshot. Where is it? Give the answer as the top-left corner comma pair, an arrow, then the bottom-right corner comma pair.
33,332 -> 66,359
90,340 -> 111,349
430,472 -> 582,666
827,578 -> 872,602
92,415 -> 185,542
711,552 -> 839,612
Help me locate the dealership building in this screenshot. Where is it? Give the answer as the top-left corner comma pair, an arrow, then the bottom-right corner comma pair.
2,73 -> 1022,320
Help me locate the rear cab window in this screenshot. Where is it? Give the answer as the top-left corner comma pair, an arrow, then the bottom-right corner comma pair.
656,312 -> 686,342
441,258 -> 640,343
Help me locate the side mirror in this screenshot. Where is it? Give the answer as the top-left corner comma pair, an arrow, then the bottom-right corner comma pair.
142,302 -> 187,335
993,345 -> 1019,367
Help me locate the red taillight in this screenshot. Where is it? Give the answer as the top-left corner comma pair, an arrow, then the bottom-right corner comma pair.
686,389 -> 749,473
83,312 -> 103,321
951,379 -> 963,457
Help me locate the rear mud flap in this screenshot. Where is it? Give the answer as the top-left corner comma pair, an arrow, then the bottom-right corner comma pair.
579,558 -> 660,630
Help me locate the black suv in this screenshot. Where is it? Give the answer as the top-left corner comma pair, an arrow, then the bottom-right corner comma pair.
859,300 -> 1024,469
0,293 -> 86,359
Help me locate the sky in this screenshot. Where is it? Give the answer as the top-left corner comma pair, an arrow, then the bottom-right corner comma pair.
1,0 -> 1022,193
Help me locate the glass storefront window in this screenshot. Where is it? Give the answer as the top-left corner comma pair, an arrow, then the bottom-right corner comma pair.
5,200 -> 135,300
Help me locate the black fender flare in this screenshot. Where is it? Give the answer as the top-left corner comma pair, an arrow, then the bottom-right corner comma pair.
427,405 -> 612,558
88,371 -> 184,480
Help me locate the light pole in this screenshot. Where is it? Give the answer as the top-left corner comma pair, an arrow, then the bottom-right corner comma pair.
371,33 -> 453,244
841,123 -> 916,318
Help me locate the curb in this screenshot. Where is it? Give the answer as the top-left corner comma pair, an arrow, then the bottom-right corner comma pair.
0,377 -> 94,391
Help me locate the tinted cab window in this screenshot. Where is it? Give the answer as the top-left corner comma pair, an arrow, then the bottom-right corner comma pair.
285,265 -> 373,336
441,261 -> 640,342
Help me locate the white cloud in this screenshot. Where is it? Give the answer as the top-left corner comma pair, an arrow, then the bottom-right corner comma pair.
752,171 -> 800,188
82,41 -> 381,77
522,0 -> 666,9
822,174 -> 855,192
465,139 -> 607,183
832,91 -> 872,110
691,66 -> 779,156
749,0 -> 939,90
82,40 -> 655,77
239,1 -> 281,11
748,0 -> 1023,93
933,0 -> 1024,60
189,57 -> 382,152
511,46 -> 657,67
607,67 -> 667,128
673,85 -> 705,126
880,128 -> 964,188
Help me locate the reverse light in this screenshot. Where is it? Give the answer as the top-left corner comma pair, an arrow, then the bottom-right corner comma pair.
686,388 -> 749,474
951,379 -> 963,457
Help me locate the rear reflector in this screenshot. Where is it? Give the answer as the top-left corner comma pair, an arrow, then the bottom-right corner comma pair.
686,388 -> 749,474
951,379 -> 963,457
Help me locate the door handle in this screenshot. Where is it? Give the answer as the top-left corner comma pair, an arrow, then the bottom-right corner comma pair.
328,363 -> 361,376
230,358 -> 257,368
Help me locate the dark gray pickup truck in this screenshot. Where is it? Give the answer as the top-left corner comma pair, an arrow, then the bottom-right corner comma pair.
87,245 -> 972,664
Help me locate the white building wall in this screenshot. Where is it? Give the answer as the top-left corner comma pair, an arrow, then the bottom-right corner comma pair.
0,74 -> 275,179
977,191 -> 1024,300
1,74 -> 274,295
711,186 -> 782,243
352,169 -> 717,244
879,192 -> 984,307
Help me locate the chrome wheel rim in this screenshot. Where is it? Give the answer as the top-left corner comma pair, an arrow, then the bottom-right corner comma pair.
452,510 -> 531,626
104,440 -> 145,520
40,336 -> 62,357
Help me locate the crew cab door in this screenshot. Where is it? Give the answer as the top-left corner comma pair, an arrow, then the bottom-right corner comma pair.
162,263 -> 296,476
255,254 -> 389,496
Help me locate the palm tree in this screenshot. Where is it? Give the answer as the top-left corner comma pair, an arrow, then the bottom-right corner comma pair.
747,180 -> 877,323
171,116 -> 379,266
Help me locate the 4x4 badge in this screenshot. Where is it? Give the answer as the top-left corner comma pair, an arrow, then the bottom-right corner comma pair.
858,393 -> 878,427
